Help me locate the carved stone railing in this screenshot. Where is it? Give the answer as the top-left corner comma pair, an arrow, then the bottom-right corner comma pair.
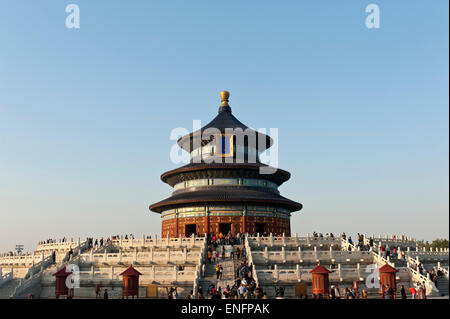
0,269 -> 13,289
111,234 -> 205,249
436,262 -> 449,279
408,250 -> 450,260
247,233 -> 341,248
69,267 -> 198,283
341,237 -> 358,252
406,255 -> 438,296
192,238 -> 207,298
13,271 -> 43,298
255,265 -> 365,284
245,235 -> 259,286
36,239 -> 86,253
372,249 -> 395,267
0,253 -> 49,266
77,249 -> 202,264
12,241 -> 89,298
250,248 -> 372,265
11,253 -> 54,298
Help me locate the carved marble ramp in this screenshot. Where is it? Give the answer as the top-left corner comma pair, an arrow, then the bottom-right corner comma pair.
197,246 -> 239,298
0,278 -> 20,299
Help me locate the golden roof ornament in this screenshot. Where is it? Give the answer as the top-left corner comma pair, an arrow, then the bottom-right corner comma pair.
220,90 -> 230,106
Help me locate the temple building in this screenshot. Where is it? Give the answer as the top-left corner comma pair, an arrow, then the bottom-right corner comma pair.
149,91 -> 302,237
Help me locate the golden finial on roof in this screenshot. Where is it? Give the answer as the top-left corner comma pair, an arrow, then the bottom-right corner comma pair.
220,90 -> 230,106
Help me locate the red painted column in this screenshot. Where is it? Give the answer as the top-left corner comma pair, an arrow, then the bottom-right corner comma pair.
204,208 -> 210,235
175,211 -> 179,237
242,206 -> 247,234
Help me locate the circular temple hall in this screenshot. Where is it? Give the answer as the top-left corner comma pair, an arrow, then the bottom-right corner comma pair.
149,91 -> 302,237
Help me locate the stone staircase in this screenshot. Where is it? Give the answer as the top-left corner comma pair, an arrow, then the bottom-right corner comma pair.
436,276 -> 449,297
197,246 -> 238,297
0,279 -> 21,299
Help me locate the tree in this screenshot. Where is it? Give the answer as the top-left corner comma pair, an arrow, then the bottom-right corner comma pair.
417,238 -> 449,250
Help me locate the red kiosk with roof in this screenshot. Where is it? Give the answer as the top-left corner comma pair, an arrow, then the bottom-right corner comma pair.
309,264 -> 331,298
53,266 -> 73,299
379,263 -> 398,299
120,266 -> 142,299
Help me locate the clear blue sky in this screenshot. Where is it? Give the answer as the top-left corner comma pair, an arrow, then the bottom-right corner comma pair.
0,1 -> 448,253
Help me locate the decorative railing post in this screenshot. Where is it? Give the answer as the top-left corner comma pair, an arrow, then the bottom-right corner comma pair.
264,247 -> 269,260
329,246 -> 333,259
269,233 -> 274,247
274,264 -> 279,281
296,264 -> 301,281
298,246 -> 302,261
357,263 -> 361,280
252,264 -> 259,286
174,266 -> 178,282
281,247 -> 286,263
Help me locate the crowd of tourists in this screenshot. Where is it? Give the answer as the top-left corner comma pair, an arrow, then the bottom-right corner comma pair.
171,231 -> 265,299
37,237 -> 71,245
195,260 -> 266,299
86,237 -> 111,250
206,232 -> 243,246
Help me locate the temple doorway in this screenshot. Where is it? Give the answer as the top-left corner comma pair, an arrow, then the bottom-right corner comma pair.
219,223 -> 231,235
255,223 -> 265,235
185,224 -> 197,237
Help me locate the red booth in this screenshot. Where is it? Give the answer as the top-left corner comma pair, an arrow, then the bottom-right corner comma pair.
53,266 -> 72,299
378,263 -> 398,299
309,264 -> 331,298
120,266 -> 142,299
